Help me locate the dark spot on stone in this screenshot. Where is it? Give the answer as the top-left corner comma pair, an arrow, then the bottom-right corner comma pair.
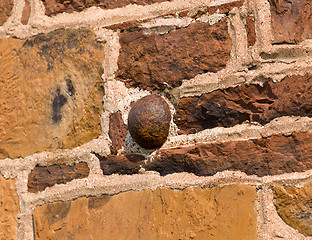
52,87 -> 67,124
88,195 -> 111,209
128,94 -> 171,149
46,202 -> 71,226
66,78 -> 75,96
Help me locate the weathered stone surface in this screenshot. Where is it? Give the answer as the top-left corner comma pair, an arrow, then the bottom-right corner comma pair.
43,0 -> 171,16
109,111 -> 128,155
273,184 -> 312,236
175,74 -> 312,134
246,16 -> 256,47
96,153 -> 145,175
146,132 -> 312,177
206,0 -> 243,15
0,0 -> 13,25
128,95 -> 171,149
117,19 -> 232,91
0,174 -> 19,240
269,0 -> 312,44
0,29 -> 104,159
28,162 -> 90,193
33,185 -> 257,239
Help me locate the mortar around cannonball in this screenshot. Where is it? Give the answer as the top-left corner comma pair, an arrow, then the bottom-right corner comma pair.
128,94 -> 171,149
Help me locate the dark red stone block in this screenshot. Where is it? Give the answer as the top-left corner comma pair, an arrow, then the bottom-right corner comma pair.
28,162 -> 90,193
175,74 -> 312,134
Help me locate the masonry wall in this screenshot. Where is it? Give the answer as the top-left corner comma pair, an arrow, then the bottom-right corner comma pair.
0,0 -> 312,239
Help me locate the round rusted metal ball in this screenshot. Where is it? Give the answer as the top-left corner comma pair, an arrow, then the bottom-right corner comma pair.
128,94 -> 171,149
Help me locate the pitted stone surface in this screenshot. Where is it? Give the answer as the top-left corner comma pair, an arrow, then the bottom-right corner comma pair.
0,29 -> 104,159
43,0 -> 172,16
33,185 -> 257,239
0,0 -> 13,26
117,19 -> 232,91
246,16 -> 256,47
96,153 -> 145,175
21,0 -> 31,25
109,111 -> 128,155
28,162 -> 90,193
0,174 -> 19,240
270,0 -> 312,44
273,184 -> 312,236
146,132 -> 312,177
175,74 -> 312,134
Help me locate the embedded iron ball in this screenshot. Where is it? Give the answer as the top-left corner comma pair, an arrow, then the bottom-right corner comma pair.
128,94 -> 171,149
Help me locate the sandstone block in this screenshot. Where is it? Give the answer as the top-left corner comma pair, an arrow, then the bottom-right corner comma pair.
270,0 -> 312,44
117,19 -> 232,91
96,153 -> 145,175
146,132 -> 312,177
175,74 -> 312,134
0,0 -> 13,26
0,29 -> 104,159
33,185 -> 257,239
273,184 -> 312,236
108,111 -> 128,155
43,0 -> 172,16
21,0 -> 30,25
28,162 -> 90,193
0,174 -> 19,240
246,16 -> 256,47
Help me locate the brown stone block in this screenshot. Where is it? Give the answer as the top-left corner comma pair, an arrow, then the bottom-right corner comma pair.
96,153 -> 145,175
117,19 -> 232,91
246,16 -> 256,47
33,185 -> 257,239
175,74 -> 312,134
269,0 -> 312,44
0,0 -> 13,26
0,174 -> 19,240
21,0 -> 30,25
42,0 -> 172,16
0,28 -> 104,159
273,184 -> 312,236
28,162 -> 90,193
108,111 -> 128,155
146,131 -> 312,177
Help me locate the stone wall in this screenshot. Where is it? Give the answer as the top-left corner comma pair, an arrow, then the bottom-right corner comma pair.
0,0 -> 312,239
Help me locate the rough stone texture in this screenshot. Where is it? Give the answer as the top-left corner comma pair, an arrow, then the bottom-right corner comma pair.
273,184 -> 312,236
0,0 -> 13,26
33,185 -> 257,239
175,74 -> 312,134
146,132 -> 312,177
107,1 -> 243,31
246,16 -> 256,47
43,0 -> 171,16
117,19 -> 232,91
269,0 -> 312,44
28,162 -> 90,193
206,1 -> 243,15
109,111 -> 128,155
0,28 -> 104,159
128,95 -> 171,149
21,0 -> 31,25
0,174 -> 19,240
96,153 -> 145,175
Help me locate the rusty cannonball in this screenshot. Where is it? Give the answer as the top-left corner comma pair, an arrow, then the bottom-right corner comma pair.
128,94 -> 171,149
